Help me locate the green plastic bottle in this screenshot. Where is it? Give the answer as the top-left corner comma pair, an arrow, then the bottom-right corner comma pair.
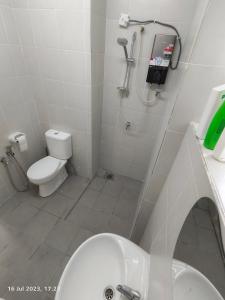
204,100 -> 225,150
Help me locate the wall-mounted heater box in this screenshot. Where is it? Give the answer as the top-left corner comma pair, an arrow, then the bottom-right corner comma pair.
146,34 -> 177,85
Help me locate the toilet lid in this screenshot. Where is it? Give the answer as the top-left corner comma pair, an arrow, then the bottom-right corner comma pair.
27,156 -> 60,182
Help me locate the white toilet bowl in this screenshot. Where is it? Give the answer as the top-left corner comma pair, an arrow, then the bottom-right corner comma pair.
27,129 -> 72,197
27,156 -> 68,197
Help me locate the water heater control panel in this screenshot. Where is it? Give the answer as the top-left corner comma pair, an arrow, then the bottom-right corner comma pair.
146,34 -> 177,85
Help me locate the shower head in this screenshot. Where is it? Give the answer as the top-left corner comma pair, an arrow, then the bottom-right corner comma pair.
117,37 -> 129,60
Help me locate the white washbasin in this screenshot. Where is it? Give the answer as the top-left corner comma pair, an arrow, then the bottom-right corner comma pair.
55,234 -> 149,300
55,234 -> 224,300
173,260 -> 224,300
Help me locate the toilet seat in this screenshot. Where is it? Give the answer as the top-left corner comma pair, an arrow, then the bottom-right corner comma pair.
27,156 -> 65,185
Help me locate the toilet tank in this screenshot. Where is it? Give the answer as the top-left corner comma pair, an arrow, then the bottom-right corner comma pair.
45,129 -> 72,160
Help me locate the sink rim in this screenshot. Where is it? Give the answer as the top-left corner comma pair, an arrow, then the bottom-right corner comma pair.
55,233 -> 150,300
172,259 -> 224,300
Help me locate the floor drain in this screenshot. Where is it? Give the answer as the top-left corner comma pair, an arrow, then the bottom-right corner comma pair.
104,287 -> 114,300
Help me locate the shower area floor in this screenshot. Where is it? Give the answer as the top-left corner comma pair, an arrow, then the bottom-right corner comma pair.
0,175 -> 142,300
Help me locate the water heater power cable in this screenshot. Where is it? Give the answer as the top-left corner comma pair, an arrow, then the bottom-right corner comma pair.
129,19 -> 182,69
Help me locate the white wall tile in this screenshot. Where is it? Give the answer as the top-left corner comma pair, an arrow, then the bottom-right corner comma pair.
140,125 -> 216,300
169,65 -> 225,133
101,0 -> 200,181
28,0 -> 57,9
44,79 -> 64,106
14,9 -> 34,46
64,83 -> 91,112
159,0 -> 196,23
190,0 -> 225,67
57,0 -> 83,10
129,0 -> 160,20
9,45 -> 27,76
0,44 -> 14,77
0,8 -> 7,43
106,0 -> 129,20
61,51 -> 87,84
30,9 -> 60,48
38,48 -> 62,80
11,0 -> 27,8
1,6 -> 19,43
57,10 -> 86,51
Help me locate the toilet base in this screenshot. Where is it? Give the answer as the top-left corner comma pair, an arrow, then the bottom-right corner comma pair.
39,166 -> 68,197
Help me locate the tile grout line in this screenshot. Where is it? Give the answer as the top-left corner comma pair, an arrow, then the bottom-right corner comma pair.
63,177 -> 103,220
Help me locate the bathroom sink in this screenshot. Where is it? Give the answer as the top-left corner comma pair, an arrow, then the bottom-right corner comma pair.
55,234 -> 149,300
173,260 -> 224,300
55,234 -> 223,300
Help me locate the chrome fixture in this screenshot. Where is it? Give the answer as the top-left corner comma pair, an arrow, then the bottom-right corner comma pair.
0,145 -> 29,192
116,284 -> 141,300
104,286 -> 115,300
117,32 -> 137,97
117,38 -> 129,60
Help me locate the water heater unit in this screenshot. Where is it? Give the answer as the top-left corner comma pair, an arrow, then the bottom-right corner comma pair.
146,34 -> 177,85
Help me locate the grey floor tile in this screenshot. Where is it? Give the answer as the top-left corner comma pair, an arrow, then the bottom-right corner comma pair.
89,176 -> 106,191
67,204 -> 111,234
0,266 -> 15,296
179,221 -> 198,247
119,186 -> 140,204
20,190 -> 49,209
3,290 -> 52,300
27,244 -> 67,287
108,215 -> 131,238
1,202 -> 39,231
183,210 -> 196,226
78,188 -> 100,209
197,227 -> 219,254
42,193 -> 76,218
102,178 -> 123,198
0,211 -> 58,271
0,240 -> 32,274
45,219 -> 80,254
67,228 -> 94,256
23,210 -> 58,245
84,210 -> 111,234
0,223 -> 20,253
0,196 -> 23,219
193,208 -> 213,230
66,204 -> 90,227
196,198 -> 209,210
121,175 -> 142,190
58,175 -> 89,199
49,255 -> 70,288
114,196 -> 137,221
0,173 -> 142,299
94,193 -> 118,214
174,243 -> 203,271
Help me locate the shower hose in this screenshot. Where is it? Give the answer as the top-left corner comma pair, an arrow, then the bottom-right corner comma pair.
1,149 -> 29,192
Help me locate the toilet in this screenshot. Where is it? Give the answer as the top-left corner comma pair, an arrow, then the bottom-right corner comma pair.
27,129 -> 72,197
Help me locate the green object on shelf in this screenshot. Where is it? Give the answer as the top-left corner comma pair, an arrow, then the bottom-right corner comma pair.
204,99 -> 225,150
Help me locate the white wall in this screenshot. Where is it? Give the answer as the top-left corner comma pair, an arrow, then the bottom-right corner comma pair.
131,0 -> 212,242
100,0 -> 199,181
91,0 -> 106,175
12,0 -> 96,178
133,0 -> 225,242
141,125 -> 215,300
0,0 -> 44,205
